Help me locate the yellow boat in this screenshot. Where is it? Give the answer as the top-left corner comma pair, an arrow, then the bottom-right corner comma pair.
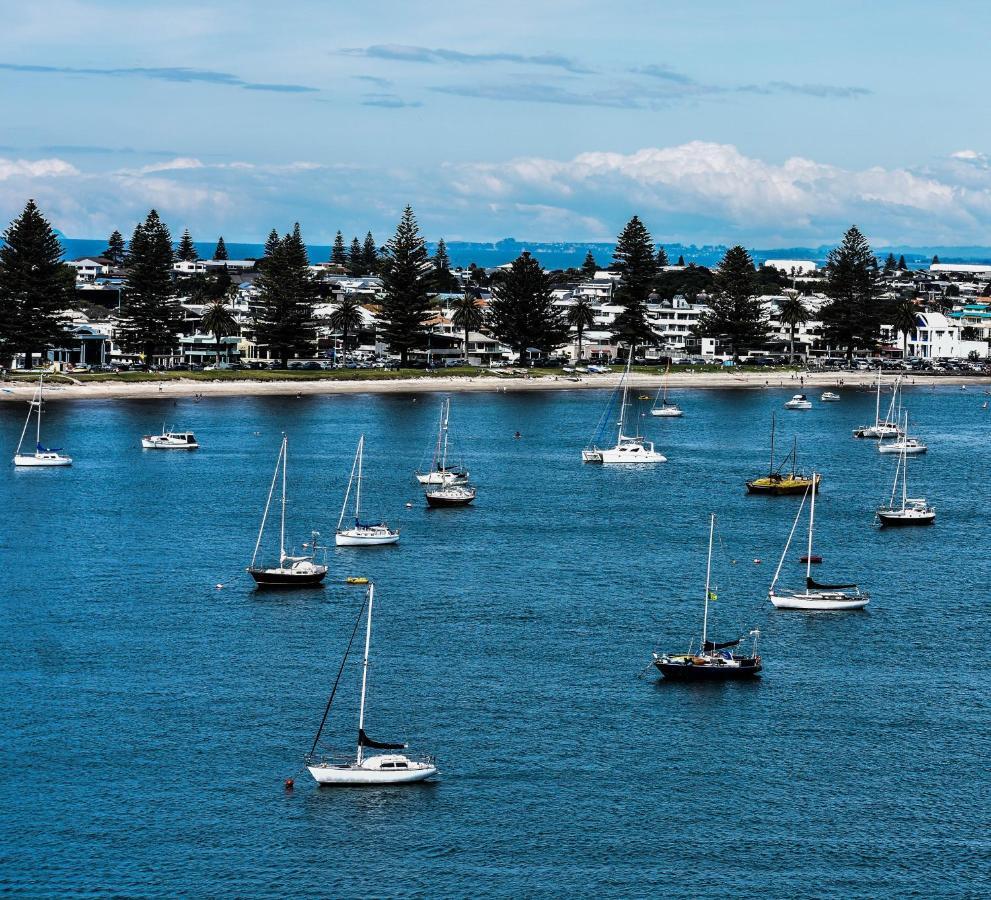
746,414 -> 820,496
345,576 -> 369,585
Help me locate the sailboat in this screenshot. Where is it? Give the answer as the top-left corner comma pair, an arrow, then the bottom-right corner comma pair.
746,413 -> 819,495
653,514 -> 762,680
415,399 -> 469,484
853,370 -> 902,438
650,364 -> 683,417
306,583 -> 437,785
768,477 -> 870,610
247,436 -> 328,587
13,375 -> 72,467
877,428 -> 935,527
878,410 -> 927,455
582,355 -> 666,463
336,435 -> 399,546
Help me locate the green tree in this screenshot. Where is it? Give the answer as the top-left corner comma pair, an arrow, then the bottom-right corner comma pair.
177,228 -> 198,262
655,245 -> 670,267
431,238 -> 459,292
676,254 -> 686,266
567,296 -> 596,361
777,294 -> 809,363
264,229 -> 280,259
932,254 -> 940,265
252,224 -> 319,367
653,264 -> 714,302
0,199 -> 72,369
104,229 -> 126,267
897,254 -> 907,271
611,216 -> 658,353
821,225 -> 881,359
889,297 -> 918,356
213,236 -> 229,261
451,291 -> 485,362
883,252 -> 897,274
119,209 -> 181,364
200,296 -> 238,363
488,252 -> 566,362
379,206 -> 433,366
697,245 -> 766,360
579,250 -> 598,279
362,231 -> 379,274
329,296 -> 364,359
331,231 -> 347,266
347,236 -> 363,276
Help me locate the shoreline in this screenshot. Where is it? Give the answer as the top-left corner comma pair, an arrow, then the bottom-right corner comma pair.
2,370 -> 988,402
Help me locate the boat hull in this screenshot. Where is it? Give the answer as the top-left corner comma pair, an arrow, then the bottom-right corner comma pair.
599,448 -> 667,463
877,510 -> 935,526
307,761 -> 437,786
878,444 -> 927,455
654,658 -> 761,680
769,591 -> 869,610
746,476 -> 819,495
141,440 -> 198,449
247,567 -> 327,587
13,453 -> 72,467
650,407 -> 683,417
335,530 -> 400,546
425,491 -> 475,507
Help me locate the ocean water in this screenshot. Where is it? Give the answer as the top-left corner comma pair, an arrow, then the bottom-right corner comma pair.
1,383 -> 988,897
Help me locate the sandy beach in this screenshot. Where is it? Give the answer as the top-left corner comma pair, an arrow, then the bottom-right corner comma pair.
1,370 -> 987,402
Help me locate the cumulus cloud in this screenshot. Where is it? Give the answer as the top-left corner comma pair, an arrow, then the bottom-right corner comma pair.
0,157 -> 79,180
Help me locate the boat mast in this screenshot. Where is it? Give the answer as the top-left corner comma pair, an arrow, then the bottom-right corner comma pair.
770,486 -> 808,594
431,402 -> 444,472
768,413 -> 776,477
279,436 -> 288,564
701,513 -> 715,649
355,434 -> 363,522
251,437 -> 284,569
900,415 -> 909,511
440,399 -> 450,472
617,355 -> 631,441
874,367 -> 881,427
36,374 -> 44,449
15,385 -> 38,456
337,436 -> 361,531
806,472 -> 816,583
355,583 -> 375,766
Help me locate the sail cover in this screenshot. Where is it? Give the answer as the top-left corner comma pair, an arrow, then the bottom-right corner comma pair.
358,728 -> 407,750
807,576 -> 858,590
703,638 -> 741,651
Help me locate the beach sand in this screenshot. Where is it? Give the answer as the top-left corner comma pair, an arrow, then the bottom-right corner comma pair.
1,370 -> 987,402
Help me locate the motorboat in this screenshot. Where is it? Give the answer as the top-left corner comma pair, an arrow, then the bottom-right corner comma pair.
336,435 -> 399,546
877,427 -> 935,527
768,477 -> 870,610
820,391 -> 841,402
247,435 -> 328,587
415,399 -> 469,484
306,584 -> 437,786
746,414 -> 819,495
784,394 -> 812,410
12,375 -> 72,467
141,430 -> 198,449
425,483 -> 476,507
652,514 -> 762,681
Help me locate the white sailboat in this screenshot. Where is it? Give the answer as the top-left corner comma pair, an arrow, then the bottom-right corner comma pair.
768,477 -> 870,610
878,411 -> 927,455
415,399 -> 469,484
306,583 -> 437,785
336,435 -> 399,546
13,375 -> 72,467
877,430 -> 935,527
853,370 -> 902,438
247,436 -> 328,587
582,355 -> 666,463
650,364 -> 683,417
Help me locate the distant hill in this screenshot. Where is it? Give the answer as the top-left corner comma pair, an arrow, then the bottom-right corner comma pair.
57,236 -> 991,270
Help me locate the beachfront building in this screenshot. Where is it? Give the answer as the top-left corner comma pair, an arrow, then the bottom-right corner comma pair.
67,256 -> 114,283
889,311 -> 989,359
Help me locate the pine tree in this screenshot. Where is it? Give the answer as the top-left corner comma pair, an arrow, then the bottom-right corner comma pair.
932,254 -> 940,265
656,245 -> 669,267
177,228 -> 198,262
488,252 -> 566,362
213,236 -> 229,261
331,231 -> 347,266
697,245 -> 766,360
379,207 -> 433,366
579,250 -> 598,280
821,225 -> 881,359
0,200 -> 72,369
897,254 -> 907,271
677,255 -> 686,266
610,216 -> 658,350
883,252 -> 897,273
104,229 -> 126,267
347,237 -> 363,276
431,238 -> 459,292
362,231 -> 379,274
252,225 -> 318,367
264,229 -> 281,258
119,209 -> 181,364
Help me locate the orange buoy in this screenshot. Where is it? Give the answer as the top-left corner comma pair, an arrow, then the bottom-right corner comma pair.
284,778 -> 294,791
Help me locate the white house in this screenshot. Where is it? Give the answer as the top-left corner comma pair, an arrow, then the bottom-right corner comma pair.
763,259 -> 817,275
895,311 -> 988,359
67,257 -> 112,281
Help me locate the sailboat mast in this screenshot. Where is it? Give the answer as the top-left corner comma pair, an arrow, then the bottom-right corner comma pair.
279,436 -> 287,563
617,356 -> 631,441
355,435 -> 363,521
806,472 -> 816,582
901,416 -> 908,511
769,413 -> 776,477
701,513 -> 715,649
251,438 -> 284,569
337,437 -> 360,531
355,584 -> 375,765
36,374 -> 43,447
440,399 -> 450,471
875,368 -> 881,426
15,386 -> 37,456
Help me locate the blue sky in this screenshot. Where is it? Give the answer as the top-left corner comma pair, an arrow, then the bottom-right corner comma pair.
2,0 -> 990,247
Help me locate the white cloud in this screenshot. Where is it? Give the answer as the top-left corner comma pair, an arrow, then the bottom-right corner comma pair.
0,157 -> 79,180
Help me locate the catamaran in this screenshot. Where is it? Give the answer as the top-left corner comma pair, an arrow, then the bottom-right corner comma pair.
768,477 -> 870,610
854,369 -> 902,438
305,583 -> 437,785
13,375 -> 72,467
336,435 -> 399,546
877,430 -> 935,527
650,364 -> 683,417
415,399 -> 469,484
746,414 -> 819,495
582,355 -> 666,463
653,514 -> 762,680
247,435 -> 328,587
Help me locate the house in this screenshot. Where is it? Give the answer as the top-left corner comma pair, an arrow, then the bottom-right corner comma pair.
67,256 -> 113,282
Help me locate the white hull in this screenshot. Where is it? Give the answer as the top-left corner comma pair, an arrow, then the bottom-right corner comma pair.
769,591 -> 869,611
854,425 -> 901,439
878,442 -> 927,455
335,529 -> 399,546
13,453 -> 72,467
581,449 -> 603,463
307,757 -> 436,786
650,406 -> 683,417
820,393 -> 841,402
142,439 -> 198,449
599,447 -> 666,463
784,402 -> 812,410
415,471 -> 468,485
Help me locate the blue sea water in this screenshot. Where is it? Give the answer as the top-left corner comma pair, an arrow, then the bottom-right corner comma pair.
1,384 -> 988,897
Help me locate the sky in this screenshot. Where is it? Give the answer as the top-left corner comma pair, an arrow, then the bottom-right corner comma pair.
2,0 -> 991,248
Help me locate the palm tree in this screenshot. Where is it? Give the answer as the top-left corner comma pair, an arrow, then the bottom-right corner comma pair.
329,296 -> 365,363
200,297 -> 239,364
567,296 -> 596,361
890,298 -> 919,358
451,292 -> 485,364
777,294 -> 809,363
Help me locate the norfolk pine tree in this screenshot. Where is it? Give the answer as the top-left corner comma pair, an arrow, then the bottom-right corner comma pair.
821,226 -> 881,359
379,206 -> 434,366
488,252 -> 566,362
347,237 -> 363,276
697,245 -> 766,360
177,228 -> 198,262
362,232 -> 379,274
579,250 -> 598,279
213,236 -> 229,261
331,231 -> 347,266
104,229 -> 126,267
610,215 -> 658,352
